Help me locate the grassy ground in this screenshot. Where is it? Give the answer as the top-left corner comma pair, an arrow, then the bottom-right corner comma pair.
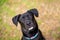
0,0 -> 60,40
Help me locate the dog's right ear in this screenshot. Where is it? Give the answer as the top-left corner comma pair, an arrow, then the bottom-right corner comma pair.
12,14 -> 21,26
28,8 -> 38,17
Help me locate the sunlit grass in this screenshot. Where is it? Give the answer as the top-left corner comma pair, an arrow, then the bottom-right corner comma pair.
2,5 -> 16,17
0,0 -> 60,40
0,0 -> 8,6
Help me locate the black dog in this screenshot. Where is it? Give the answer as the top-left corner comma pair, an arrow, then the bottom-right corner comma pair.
12,8 -> 45,40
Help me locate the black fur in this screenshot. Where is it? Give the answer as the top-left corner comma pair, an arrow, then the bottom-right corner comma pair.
12,8 -> 45,40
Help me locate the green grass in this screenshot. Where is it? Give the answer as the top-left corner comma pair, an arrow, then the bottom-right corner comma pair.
37,20 -> 43,24
0,0 -> 8,6
57,27 -> 60,31
0,16 -> 3,24
49,27 -> 60,40
2,5 -> 16,17
0,0 -> 60,40
52,32 -> 60,40
0,23 -> 20,40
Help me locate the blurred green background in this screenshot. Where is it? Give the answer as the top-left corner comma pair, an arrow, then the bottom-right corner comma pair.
0,0 -> 60,40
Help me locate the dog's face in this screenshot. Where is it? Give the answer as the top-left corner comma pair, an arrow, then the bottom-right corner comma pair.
19,13 -> 36,30
12,8 -> 38,31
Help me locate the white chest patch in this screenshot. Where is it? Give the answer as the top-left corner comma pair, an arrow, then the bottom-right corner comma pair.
29,27 -> 33,30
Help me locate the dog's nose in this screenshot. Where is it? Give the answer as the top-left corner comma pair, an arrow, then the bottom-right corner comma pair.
27,22 -> 31,25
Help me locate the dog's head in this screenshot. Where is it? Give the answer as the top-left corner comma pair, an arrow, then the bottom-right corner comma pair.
12,8 -> 38,31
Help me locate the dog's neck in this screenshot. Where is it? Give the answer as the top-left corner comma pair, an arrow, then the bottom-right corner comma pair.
24,30 -> 39,40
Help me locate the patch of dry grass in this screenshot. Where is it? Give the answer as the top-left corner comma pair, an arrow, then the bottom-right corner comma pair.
0,0 -> 60,40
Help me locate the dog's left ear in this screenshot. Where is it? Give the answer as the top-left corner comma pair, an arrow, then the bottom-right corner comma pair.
12,14 -> 21,26
28,8 -> 38,17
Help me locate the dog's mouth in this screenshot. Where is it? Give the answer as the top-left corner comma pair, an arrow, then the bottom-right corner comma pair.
24,22 -> 35,30
25,24 -> 35,31
29,27 -> 33,30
